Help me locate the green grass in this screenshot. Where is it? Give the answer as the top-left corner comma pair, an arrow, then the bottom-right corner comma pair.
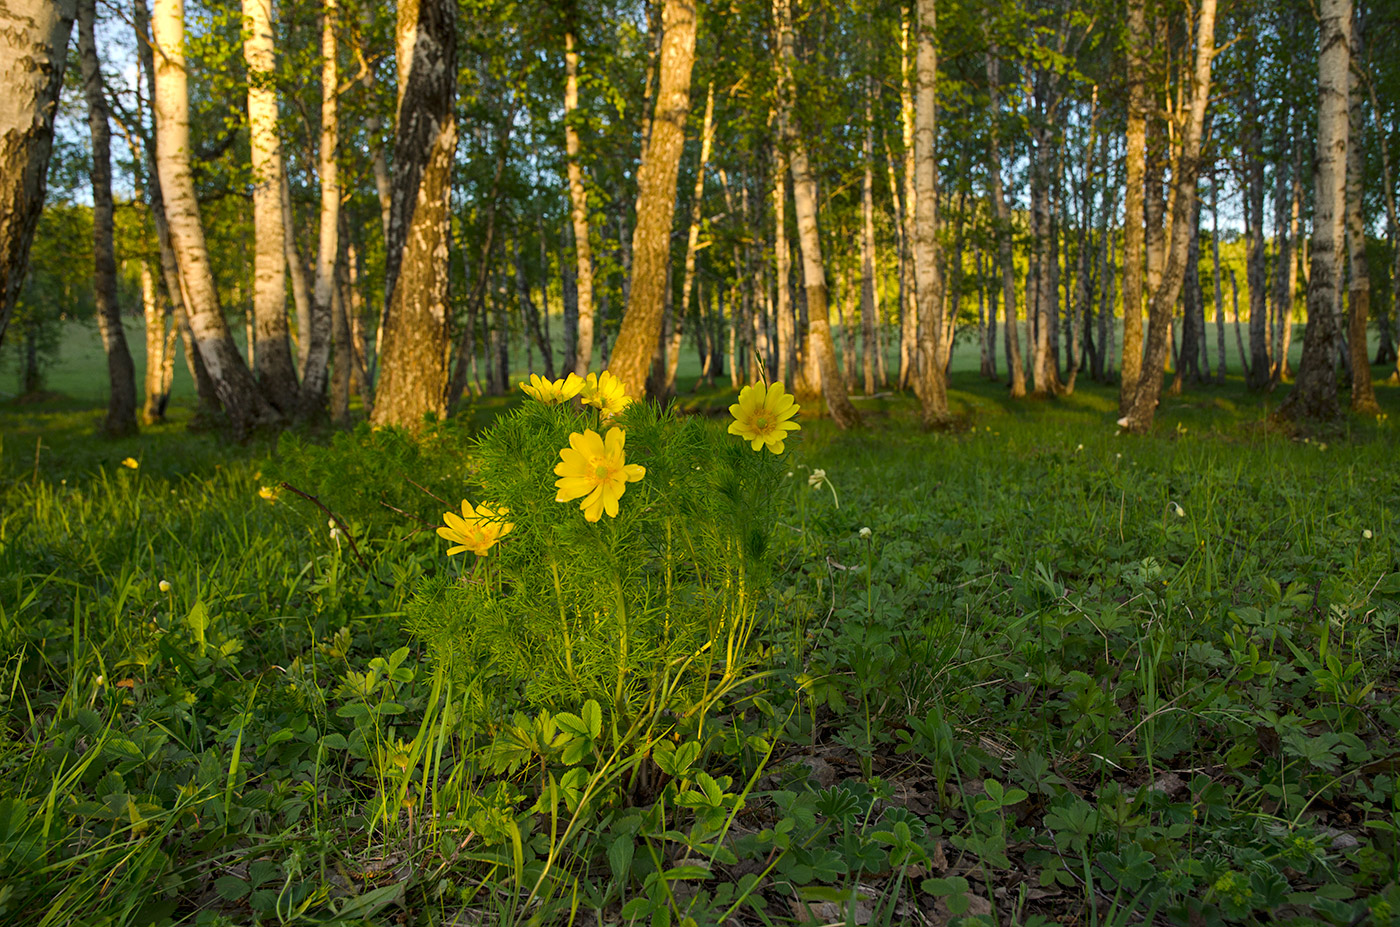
2,353 -> 1399,925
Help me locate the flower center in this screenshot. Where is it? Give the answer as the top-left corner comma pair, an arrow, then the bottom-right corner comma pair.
753,413 -> 771,431
594,463 -> 612,480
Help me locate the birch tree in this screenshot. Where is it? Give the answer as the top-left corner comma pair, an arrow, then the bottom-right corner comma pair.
1119,0 -> 1217,433
1277,0 -> 1351,422
371,0 -> 457,427
153,0 -> 276,433
775,0 -> 857,427
0,0 -> 77,348
79,0 -> 138,436
910,0 -> 946,424
608,0 -> 697,400
1118,0 -> 1147,412
242,0 -> 299,411
298,0 -> 340,418
564,18 -> 596,376
1345,15 -> 1378,414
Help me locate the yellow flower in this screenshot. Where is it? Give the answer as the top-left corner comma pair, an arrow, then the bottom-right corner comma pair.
258,485 -> 279,502
579,371 -> 631,420
121,457 -> 139,470
438,501 -> 514,556
728,382 -> 800,454
553,427 -> 646,522
520,372 -> 585,405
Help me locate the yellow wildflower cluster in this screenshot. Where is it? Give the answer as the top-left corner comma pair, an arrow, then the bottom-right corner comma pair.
438,501 -> 514,556
440,374 -> 801,551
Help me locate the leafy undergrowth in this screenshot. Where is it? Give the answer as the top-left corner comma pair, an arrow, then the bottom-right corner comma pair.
1,387 -> 1398,927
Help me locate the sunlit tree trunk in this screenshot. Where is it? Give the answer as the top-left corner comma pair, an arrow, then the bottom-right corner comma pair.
1345,18 -> 1378,414
898,9 -> 918,392
139,261 -> 173,423
1211,178 -> 1227,383
774,0 -> 857,426
153,0 -> 276,434
1120,0 -> 1216,433
860,76 -> 878,396
986,47 -> 1025,398
910,0 -> 945,424
608,0 -> 695,399
1277,0 -> 1351,422
564,25 -> 596,375
79,0 -> 138,436
1118,0 -> 1146,410
372,0 -> 456,428
242,0 -> 299,412
298,0 -> 339,418
1244,84 -> 1270,388
665,81 -> 714,393
773,146 -> 795,386
0,0 -> 76,348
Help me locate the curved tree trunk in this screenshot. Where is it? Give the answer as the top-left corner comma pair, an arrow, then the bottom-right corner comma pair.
898,9 -> 919,393
371,0 -> 456,428
298,0 -> 339,419
1345,17 -> 1378,414
773,0 -> 857,427
1277,0 -> 1351,423
153,0 -> 276,434
564,26 -> 596,376
242,0 -> 299,413
608,0 -> 696,400
1120,0 -> 1216,433
79,0 -> 138,436
0,0 -> 76,348
910,0 -> 946,424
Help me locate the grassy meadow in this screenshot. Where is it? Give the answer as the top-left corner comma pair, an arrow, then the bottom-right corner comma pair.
2,326 -> 1399,927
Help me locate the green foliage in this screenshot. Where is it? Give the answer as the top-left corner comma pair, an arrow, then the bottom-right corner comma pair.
406,399 -> 786,744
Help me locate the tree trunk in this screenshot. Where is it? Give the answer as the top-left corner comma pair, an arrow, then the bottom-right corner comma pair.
607,0 -> 695,400
1211,178 -> 1227,383
153,0 -> 276,434
1118,0 -> 1147,410
1345,17 -> 1378,414
372,0 -> 456,428
140,261 -> 173,422
242,0 -> 299,412
1276,0 -> 1351,423
1120,0 -> 1216,433
773,0 -> 858,426
1243,89 -> 1271,388
986,48 -> 1025,398
79,0 -> 138,436
665,81 -> 714,393
297,0 -> 340,418
564,27 -> 596,376
330,262 -> 351,424
773,147 -> 795,387
515,235 -> 554,377
0,0 -> 77,348
910,0 -> 945,424
898,9 -> 919,393
861,78 -> 879,395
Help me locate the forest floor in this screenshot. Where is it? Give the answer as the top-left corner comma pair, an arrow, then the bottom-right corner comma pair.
2,368 -> 1400,927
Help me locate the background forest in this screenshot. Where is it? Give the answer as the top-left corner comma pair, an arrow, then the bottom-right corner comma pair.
2,0 -> 1400,924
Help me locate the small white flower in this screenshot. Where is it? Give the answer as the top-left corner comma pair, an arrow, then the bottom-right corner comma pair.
1115,417 -> 1130,428
158,580 -> 172,593
808,468 -> 827,489
1115,453 -> 1122,459
1075,444 -> 1084,452
95,674 -> 105,686
859,527 -> 872,539
785,471 -> 794,478
1173,503 -> 1185,518
1363,529 -> 1373,539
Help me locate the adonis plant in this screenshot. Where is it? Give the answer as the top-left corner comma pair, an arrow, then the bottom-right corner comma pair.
407,373 -> 800,775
